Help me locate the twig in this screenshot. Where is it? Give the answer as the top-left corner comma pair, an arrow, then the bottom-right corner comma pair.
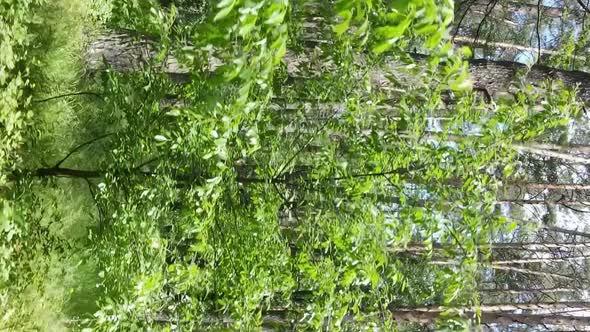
328,168 -> 423,182
85,178 -> 105,230
53,133 -> 115,168
452,0 -> 478,42
273,100 -> 338,180
240,167 -> 423,185
562,203 -> 590,213
134,156 -> 161,170
491,264 -> 576,281
473,0 -> 500,45
448,227 -> 468,256
33,91 -> 102,103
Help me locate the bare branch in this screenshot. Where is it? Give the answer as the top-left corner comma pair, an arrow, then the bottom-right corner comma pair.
53,133 -> 115,168
33,91 -> 103,103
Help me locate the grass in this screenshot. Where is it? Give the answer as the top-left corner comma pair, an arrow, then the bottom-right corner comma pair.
1,0 -> 115,330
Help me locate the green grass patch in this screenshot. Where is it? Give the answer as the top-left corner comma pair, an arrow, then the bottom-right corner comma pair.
1,0 -> 113,330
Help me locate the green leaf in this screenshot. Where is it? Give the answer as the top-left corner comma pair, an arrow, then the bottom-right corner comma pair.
374,26 -> 404,39
368,267 -> 379,289
372,41 -> 392,54
425,30 -> 443,48
334,19 -> 351,35
392,0 -> 411,12
354,18 -> 369,36
272,36 -> 287,64
214,0 -> 235,21
154,135 -> 168,142
265,9 -> 285,26
217,0 -> 234,8
239,14 -> 257,36
506,221 -> 518,232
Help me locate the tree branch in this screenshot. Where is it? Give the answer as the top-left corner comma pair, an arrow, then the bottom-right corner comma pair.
577,0 -> 590,13
33,91 -> 103,103
53,133 -> 115,168
452,0 -> 478,42
473,0 -> 500,45
34,167 -> 105,179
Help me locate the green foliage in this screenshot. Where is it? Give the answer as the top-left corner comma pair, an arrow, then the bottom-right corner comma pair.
1,0 -> 582,331
81,1 -> 576,330
547,21 -> 590,71
0,0 -> 47,326
0,0 -> 45,185
1,0 -> 106,329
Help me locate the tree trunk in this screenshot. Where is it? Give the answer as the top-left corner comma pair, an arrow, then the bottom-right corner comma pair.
391,309 -> 590,327
394,301 -> 590,312
487,265 -> 578,282
85,32 -> 190,83
516,145 -> 590,165
87,31 -> 590,103
390,241 -> 590,253
479,287 -> 578,295
452,36 -> 581,61
509,182 -> 590,191
431,255 -> 590,266
544,226 -> 590,239
525,143 -> 590,155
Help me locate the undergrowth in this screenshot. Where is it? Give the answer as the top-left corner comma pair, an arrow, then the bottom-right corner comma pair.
1,0 -> 113,330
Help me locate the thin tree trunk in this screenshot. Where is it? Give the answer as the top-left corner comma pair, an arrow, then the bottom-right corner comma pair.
380,55 -> 590,103
487,265 -> 577,282
25,167 -> 104,179
431,256 -> 590,266
512,182 -> 590,191
378,194 -> 590,207
479,287 -> 578,295
544,226 -> 590,239
453,36 -> 563,57
516,145 -> 590,165
501,198 -> 590,205
391,309 -> 590,327
465,0 -> 576,19
400,133 -> 590,165
394,302 -> 590,312
390,241 -> 590,253
526,143 -> 590,155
